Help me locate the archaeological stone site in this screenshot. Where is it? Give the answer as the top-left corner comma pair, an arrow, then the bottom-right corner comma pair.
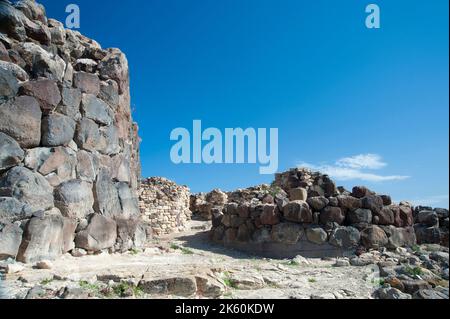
0,0 -> 448,300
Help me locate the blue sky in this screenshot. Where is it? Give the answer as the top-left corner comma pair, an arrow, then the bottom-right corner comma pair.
40,0 -> 449,207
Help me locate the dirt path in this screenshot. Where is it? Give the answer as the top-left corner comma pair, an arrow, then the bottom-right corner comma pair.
0,220 -> 381,299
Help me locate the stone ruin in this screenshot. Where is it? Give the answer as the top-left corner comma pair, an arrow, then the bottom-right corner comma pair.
0,0 -> 144,263
210,168 -> 449,258
0,0 -> 448,266
190,189 -> 228,220
139,177 -> 191,236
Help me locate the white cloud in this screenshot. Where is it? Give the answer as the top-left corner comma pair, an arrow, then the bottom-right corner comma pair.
336,154 -> 386,170
407,195 -> 449,207
298,153 -> 410,182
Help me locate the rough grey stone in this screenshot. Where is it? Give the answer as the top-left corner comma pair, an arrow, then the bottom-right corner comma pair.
81,94 -> 113,126
0,96 -> 42,148
17,210 -> 65,263
0,60 -> 28,81
0,196 -> 28,222
93,168 -> 122,219
0,166 -> 53,212
15,42 -> 65,81
0,59 -> 19,99
76,150 -> 97,182
283,200 -> 312,223
99,79 -> 119,109
74,117 -> 101,152
54,180 -> 94,220
329,226 -> 360,248
41,113 -> 76,147
75,214 -> 117,252
306,227 -> 328,245
0,132 -> 24,171
20,79 -> 61,112
271,222 -> 303,244
58,87 -> 82,119
347,208 -> 372,225
116,182 -> 139,219
74,72 -> 100,95
0,222 -> 23,260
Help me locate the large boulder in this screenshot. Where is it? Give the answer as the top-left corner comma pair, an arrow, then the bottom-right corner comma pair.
115,218 -> 145,252
17,210 -> 66,263
15,42 -> 65,81
0,60 -> 29,81
337,195 -> 361,210
360,225 -> 388,249
395,205 -> 414,227
283,200 -> 312,223
259,204 -> 280,225
0,65 -> 19,99
54,180 -> 94,220
347,208 -> 372,225
417,210 -> 439,227
0,96 -> 42,148
305,226 -> 328,245
116,182 -> 140,219
374,206 -> 395,225
351,186 -> 374,199
93,168 -> 122,219
75,214 -> 117,252
362,195 -> 384,214
41,113 -> 76,146
414,225 -> 441,245
289,187 -> 307,201
0,132 -> 24,171
382,226 -> 416,249
0,196 -> 28,222
74,117 -> 101,152
58,87 -> 82,119
320,206 -> 345,225
0,166 -> 53,211
20,79 -> 61,112
76,150 -> 97,182
98,49 -> 129,94
271,222 -> 303,244
0,221 -> 23,260
81,94 -> 113,126
307,196 -> 329,211
329,226 -> 360,248
73,72 -> 100,95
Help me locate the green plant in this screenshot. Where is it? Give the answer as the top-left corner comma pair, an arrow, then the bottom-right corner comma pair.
79,280 -> 101,292
282,260 -> 300,267
40,278 -> 53,285
371,278 -> 385,286
411,245 -> 421,253
221,272 -> 237,289
170,243 -> 194,255
129,248 -> 139,255
112,282 -> 143,297
181,247 -> 194,255
308,278 -> 317,283
403,266 -> 423,277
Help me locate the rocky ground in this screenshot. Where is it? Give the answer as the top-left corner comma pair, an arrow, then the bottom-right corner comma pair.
0,220 -> 448,300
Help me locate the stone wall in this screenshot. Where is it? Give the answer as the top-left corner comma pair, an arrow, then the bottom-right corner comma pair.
0,0 -> 144,263
190,189 -> 228,220
139,177 -> 191,236
210,168 -> 449,258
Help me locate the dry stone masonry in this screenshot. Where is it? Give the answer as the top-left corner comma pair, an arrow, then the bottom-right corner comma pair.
139,177 -> 192,236
0,0 -> 143,263
210,168 -> 449,258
